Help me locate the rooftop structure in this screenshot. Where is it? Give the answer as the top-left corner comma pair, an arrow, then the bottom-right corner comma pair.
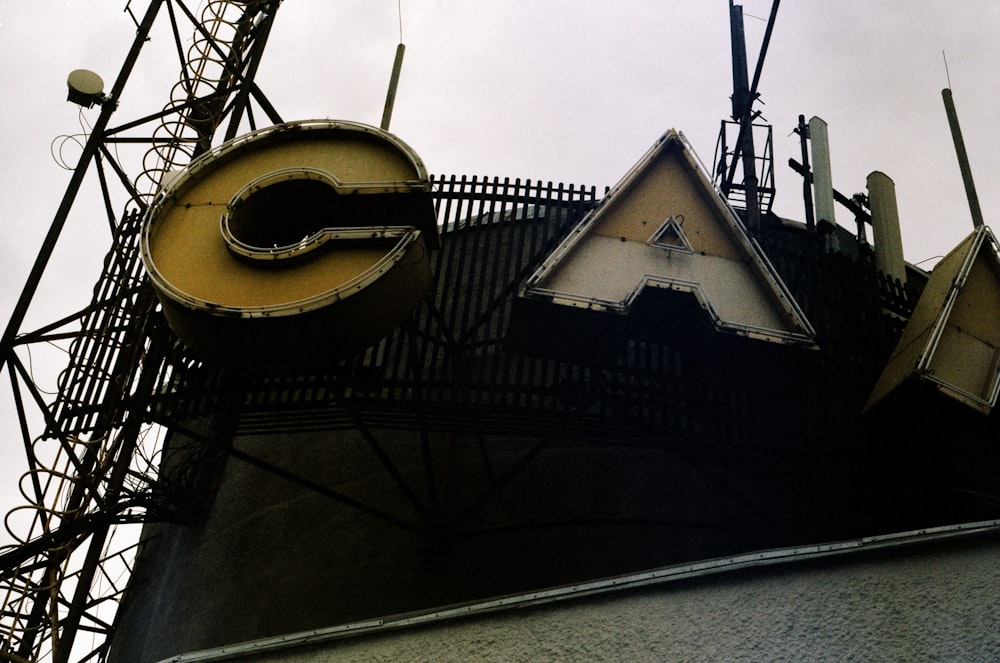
1,3 -> 999,662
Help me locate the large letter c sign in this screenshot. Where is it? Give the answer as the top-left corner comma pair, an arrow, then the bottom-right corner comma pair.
141,120 -> 438,373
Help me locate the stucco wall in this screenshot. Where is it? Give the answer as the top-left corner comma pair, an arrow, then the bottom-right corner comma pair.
167,534 -> 1000,662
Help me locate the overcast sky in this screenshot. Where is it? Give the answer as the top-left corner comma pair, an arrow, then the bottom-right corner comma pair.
2,1 -> 999,547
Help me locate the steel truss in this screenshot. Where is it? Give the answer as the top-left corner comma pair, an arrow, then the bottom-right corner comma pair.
0,2 -> 283,661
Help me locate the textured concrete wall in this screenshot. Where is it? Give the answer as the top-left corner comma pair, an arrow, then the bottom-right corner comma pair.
217,536 -> 1000,663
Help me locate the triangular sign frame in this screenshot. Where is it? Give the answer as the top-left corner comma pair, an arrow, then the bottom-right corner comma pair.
866,225 -> 1000,414
647,215 -> 694,253
522,129 -> 816,347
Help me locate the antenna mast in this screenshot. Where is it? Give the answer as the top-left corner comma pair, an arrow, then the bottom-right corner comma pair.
941,54 -> 984,229
728,1 -> 760,229
381,0 -> 406,130
715,0 -> 780,231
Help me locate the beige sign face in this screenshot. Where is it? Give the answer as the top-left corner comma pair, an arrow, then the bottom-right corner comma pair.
523,130 -> 816,348
867,225 -> 1000,414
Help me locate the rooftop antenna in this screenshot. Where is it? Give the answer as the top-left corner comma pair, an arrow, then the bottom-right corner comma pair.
727,1 -> 760,230
380,0 -> 406,131
941,51 -> 984,229
722,0 -> 780,232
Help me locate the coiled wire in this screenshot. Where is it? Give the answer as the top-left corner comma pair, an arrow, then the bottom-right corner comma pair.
0,432 -> 107,658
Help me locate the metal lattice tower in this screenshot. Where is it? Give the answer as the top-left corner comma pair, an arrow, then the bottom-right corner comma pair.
0,3 -> 283,661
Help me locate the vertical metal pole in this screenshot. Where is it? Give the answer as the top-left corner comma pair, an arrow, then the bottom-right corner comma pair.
0,0 -> 165,374
942,88 -> 984,229
729,4 -> 760,230
718,120 -> 731,196
798,115 -> 815,231
729,3 -> 749,122
748,0 -> 781,108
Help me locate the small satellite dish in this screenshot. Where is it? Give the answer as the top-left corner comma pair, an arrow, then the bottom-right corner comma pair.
67,69 -> 106,107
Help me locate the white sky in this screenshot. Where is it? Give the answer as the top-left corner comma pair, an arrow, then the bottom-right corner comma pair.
1,1 -> 999,549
